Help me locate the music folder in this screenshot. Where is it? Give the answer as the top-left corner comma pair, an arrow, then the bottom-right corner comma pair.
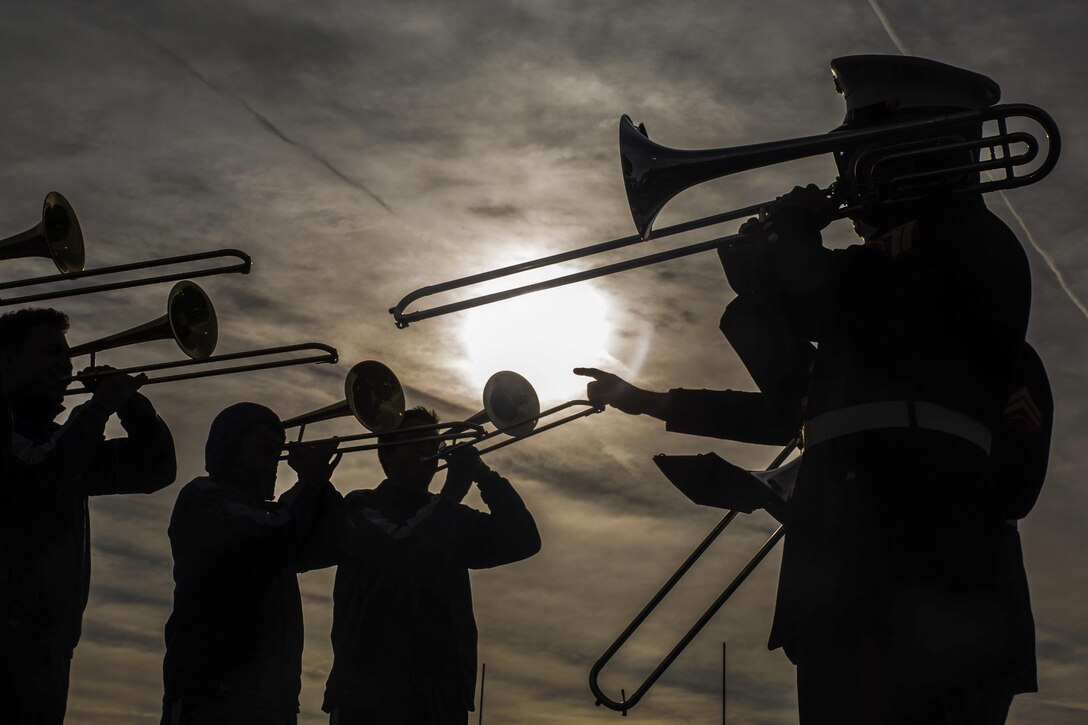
652,453 -> 799,524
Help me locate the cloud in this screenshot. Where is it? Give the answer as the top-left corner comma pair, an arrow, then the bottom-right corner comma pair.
3,1 -> 1086,722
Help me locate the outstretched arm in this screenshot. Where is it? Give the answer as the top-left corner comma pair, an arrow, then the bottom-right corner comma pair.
573,368 -> 797,445
573,367 -> 670,419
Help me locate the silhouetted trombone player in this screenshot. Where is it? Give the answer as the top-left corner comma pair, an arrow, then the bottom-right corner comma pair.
0,307 -> 177,724
581,55 -> 1048,724
161,402 -> 341,725
315,407 -> 541,725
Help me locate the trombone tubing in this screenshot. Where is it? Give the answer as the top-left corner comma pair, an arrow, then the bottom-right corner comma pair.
588,440 -> 797,714
434,400 -> 604,470
280,423 -> 488,459
389,203 -> 770,328
63,342 -> 337,394
391,103 -> 1060,330
0,248 -> 252,306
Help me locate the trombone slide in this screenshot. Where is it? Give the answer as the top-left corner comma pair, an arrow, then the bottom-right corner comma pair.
0,248 -> 251,307
64,342 -> 338,394
588,441 -> 797,715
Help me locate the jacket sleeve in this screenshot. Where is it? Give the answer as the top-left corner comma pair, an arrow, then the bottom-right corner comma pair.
7,400 -> 112,499
719,295 -> 814,425
288,483 -> 348,572
456,469 -> 541,570
81,393 -> 177,496
187,477 -> 324,569
666,389 -> 799,445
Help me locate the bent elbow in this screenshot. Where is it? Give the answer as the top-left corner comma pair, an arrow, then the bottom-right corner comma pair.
142,456 -> 178,494
519,525 -> 542,560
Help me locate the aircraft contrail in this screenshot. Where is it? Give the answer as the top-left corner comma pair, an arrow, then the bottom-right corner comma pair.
142,34 -> 395,215
866,0 -> 1087,322
866,0 -> 910,55
996,187 -> 1088,320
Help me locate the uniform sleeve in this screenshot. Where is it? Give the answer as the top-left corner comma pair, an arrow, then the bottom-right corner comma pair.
456,470 -> 541,570
666,389 -> 798,445
719,295 -> 814,422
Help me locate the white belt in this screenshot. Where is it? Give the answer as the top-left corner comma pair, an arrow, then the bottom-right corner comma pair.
804,400 -> 992,454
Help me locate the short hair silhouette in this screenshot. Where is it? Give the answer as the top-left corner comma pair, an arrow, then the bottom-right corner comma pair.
0,308 -> 70,352
377,406 -> 438,446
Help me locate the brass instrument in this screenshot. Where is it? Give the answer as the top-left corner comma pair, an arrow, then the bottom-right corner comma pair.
390,104 -> 1059,327
433,371 -> 602,468
588,442 -> 798,715
68,280 -> 217,364
64,343 -> 338,393
281,361 -> 487,458
1,193 -> 250,306
282,365 -> 601,458
0,192 -> 84,274
64,281 -> 337,392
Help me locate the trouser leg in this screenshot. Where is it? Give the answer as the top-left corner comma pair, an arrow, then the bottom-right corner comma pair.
0,642 -> 71,725
793,619 -> 1016,725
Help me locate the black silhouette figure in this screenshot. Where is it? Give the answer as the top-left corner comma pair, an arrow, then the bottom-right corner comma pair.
0,307 -> 177,725
580,55 -> 1045,725
0,368 -> 12,475
316,407 -> 540,725
161,402 -> 340,725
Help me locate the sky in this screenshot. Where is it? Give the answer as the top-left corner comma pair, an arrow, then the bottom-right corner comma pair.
1,0 -> 1085,722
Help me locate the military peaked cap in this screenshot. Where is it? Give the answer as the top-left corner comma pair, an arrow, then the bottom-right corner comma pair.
831,55 -> 1000,127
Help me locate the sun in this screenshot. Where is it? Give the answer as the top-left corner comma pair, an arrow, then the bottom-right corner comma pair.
457,279 -> 616,407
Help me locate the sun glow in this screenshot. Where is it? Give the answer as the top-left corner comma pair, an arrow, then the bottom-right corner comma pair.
457,279 -> 616,406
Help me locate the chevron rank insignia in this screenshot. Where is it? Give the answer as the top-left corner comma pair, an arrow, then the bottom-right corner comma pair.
1003,385 -> 1043,433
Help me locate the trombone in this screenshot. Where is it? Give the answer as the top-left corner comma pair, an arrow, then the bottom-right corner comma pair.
281,360 -> 488,458
282,363 -> 602,458
429,371 -> 603,469
389,103 -> 1060,327
588,441 -> 798,715
64,280 -> 337,393
0,192 -> 84,275
1,192 -> 251,306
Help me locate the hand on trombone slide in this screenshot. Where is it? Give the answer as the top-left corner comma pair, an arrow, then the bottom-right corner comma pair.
440,445 -> 487,503
285,436 -> 343,486
78,365 -> 148,414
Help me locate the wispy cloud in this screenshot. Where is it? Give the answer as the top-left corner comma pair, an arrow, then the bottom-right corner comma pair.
136,30 -> 396,215
866,0 -> 1088,324
3,2 -> 1084,723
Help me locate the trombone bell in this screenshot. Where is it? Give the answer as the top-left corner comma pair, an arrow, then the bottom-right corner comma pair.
281,360 -> 406,433
67,280 -> 217,360
481,371 -> 540,437
621,104 -> 1060,239
0,192 -> 85,274
346,360 -> 405,433
167,281 -> 218,359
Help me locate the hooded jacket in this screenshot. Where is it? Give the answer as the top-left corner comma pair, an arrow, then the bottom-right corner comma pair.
162,403 -> 336,712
